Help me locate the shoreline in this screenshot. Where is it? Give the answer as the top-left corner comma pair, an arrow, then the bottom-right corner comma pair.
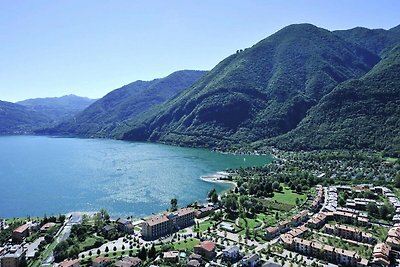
200,171 -> 237,187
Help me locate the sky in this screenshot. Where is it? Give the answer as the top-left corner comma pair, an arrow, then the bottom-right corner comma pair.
0,1 -> 399,102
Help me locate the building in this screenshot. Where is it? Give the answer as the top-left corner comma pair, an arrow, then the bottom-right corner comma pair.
241,254 -> 260,267
307,213 -> 328,229
324,224 -> 375,244
386,226 -> 400,250
310,185 -> 324,211
195,206 -> 214,219
0,246 -> 26,267
58,259 -> 80,267
163,251 -> 179,263
222,246 -> 240,262
102,225 -> 115,237
40,222 -> 56,233
115,257 -> 141,267
281,235 -> 368,266
187,259 -> 201,267
372,243 -> 391,266
116,219 -> 134,234
141,208 -> 195,240
92,257 -> 110,267
265,226 -> 279,240
194,241 -> 216,259
11,224 -> 29,243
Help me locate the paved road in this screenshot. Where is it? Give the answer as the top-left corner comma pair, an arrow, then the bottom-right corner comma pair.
25,236 -> 45,258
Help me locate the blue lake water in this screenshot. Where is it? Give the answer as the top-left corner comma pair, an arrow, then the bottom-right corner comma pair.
0,136 -> 272,218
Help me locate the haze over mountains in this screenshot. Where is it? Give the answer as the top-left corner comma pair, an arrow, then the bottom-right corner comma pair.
17,94 -> 96,122
1,23 -> 400,155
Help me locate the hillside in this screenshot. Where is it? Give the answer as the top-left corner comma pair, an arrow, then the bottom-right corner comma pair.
121,23 -> 380,148
17,94 -> 96,122
0,101 -> 51,134
333,24 -> 400,55
271,45 -> 400,155
46,70 -> 207,137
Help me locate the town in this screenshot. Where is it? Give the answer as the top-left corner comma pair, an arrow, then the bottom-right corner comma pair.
1,151 -> 400,267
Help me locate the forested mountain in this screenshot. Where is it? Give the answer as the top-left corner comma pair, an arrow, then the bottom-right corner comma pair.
120,24 -> 381,147
270,45 -> 400,155
333,24 -> 400,55
17,95 -> 96,122
0,101 -> 51,134
45,70 -> 207,137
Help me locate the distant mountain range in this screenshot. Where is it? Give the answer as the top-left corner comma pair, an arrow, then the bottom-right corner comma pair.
1,23 -> 400,155
42,70 -> 207,137
17,94 -> 96,122
0,100 -> 51,134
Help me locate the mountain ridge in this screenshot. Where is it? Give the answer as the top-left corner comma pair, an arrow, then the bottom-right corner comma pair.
120,23 -> 382,148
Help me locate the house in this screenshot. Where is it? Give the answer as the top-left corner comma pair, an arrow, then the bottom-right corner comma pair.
291,210 -> 309,226
195,206 -> 214,219
194,241 -> 216,259
58,259 -> 80,267
102,225 -> 115,237
277,220 -> 290,233
222,246 -> 240,262
163,251 -> 179,263
141,208 -> 195,240
116,219 -> 134,234
265,226 -> 279,240
12,224 -> 29,243
372,243 -> 391,266
187,259 -> 201,267
386,226 -> 400,250
241,254 -> 260,267
307,213 -> 328,229
40,222 -> 56,233
92,257 -> 110,267
115,257 -> 141,267
0,246 -> 26,267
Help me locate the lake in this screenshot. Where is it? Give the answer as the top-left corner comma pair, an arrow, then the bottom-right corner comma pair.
0,136 -> 272,218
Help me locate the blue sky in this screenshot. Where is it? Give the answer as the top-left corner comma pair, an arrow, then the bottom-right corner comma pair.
0,0 -> 399,102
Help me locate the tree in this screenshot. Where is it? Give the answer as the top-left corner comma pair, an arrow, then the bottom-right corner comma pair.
395,173 -> 400,188
272,181 -> 280,191
148,244 -> 156,259
211,191 -> 219,204
170,198 -> 178,211
138,246 -> 147,260
366,202 -> 379,217
208,189 -> 217,200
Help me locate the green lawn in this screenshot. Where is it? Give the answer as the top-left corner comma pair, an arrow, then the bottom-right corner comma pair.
271,186 -> 306,206
238,217 -> 261,230
195,220 -> 213,232
173,238 -> 200,250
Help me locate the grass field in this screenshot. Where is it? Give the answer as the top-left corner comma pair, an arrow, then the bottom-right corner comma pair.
195,220 -> 213,232
173,238 -> 200,250
271,186 -> 306,206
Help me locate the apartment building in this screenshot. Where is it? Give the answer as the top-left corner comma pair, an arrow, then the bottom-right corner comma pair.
141,208 -> 195,240
324,224 -> 375,244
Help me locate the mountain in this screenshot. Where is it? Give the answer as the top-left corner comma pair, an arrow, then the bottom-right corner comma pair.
120,24 -> 381,148
0,101 -> 51,134
45,70 -> 207,137
271,44 -> 400,155
17,95 -> 96,122
333,24 -> 400,55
